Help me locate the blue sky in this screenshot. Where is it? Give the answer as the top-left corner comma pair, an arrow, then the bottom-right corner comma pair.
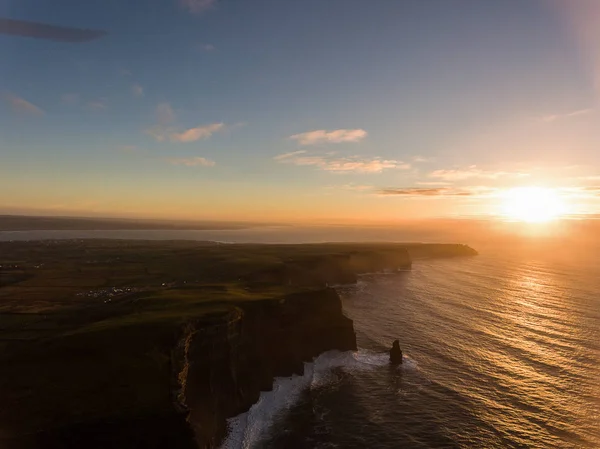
1,0 -> 599,221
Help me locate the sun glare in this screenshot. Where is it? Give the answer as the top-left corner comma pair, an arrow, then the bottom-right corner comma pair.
501,187 -> 566,223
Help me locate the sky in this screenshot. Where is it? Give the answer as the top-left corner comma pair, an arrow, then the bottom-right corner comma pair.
1,0 -> 600,222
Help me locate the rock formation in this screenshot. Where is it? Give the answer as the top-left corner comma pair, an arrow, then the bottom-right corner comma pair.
390,339 -> 403,365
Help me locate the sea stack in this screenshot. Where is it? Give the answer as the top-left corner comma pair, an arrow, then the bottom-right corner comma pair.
390,339 -> 403,364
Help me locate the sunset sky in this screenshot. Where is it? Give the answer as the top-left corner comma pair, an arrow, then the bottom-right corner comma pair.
1,0 -> 600,222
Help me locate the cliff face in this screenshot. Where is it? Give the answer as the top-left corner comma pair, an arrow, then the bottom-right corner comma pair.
4,288 -> 355,449
178,288 -> 356,448
246,248 -> 412,287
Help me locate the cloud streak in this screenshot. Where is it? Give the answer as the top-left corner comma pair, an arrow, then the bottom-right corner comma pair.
290,129 -> 367,145
0,18 -> 106,42
378,188 -> 473,197
170,123 -> 224,142
168,156 -> 215,167
429,166 -> 529,181
541,108 -> 593,122
146,103 -> 226,143
274,152 -> 409,173
3,92 -> 45,116
377,186 -> 497,198
273,150 -> 307,161
86,99 -> 107,111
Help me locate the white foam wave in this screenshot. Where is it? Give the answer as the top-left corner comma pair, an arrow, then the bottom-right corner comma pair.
220,349 -> 405,449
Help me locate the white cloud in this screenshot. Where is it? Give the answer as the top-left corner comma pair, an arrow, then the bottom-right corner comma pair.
61,93 -> 80,106
290,129 -> 368,145
413,156 -> 436,163
540,108 -> 593,122
273,150 -> 307,161
181,0 -> 216,14
4,93 -> 45,116
132,84 -> 144,97
429,166 -> 529,181
274,152 -> 409,173
170,123 -> 224,142
168,156 -> 215,167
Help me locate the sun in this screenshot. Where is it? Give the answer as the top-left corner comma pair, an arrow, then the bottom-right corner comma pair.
500,187 -> 566,223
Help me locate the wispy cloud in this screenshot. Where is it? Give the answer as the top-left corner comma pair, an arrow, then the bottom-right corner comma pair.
132,83 -> 144,97
145,126 -> 170,142
378,188 -> 473,197
274,152 -> 409,173
168,156 -> 215,167
0,18 -> 106,42
577,175 -> 600,182
273,150 -> 307,161
147,122 -> 225,143
199,43 -> 216,52
416,181 -> 451,186
180,0 -> 216,14
290,129 -> 368,146
61,93 -> 80,106
146,103 -> 225,143
3,92 -> 45,116
540,108 -> 593,122
339,184 -> 374,192
170,123 -> 225,142
156,103 -> 176,125
413,156 -> 436,163
146,103 -> 177,140
429,166 -> 529,181
377,186 -> 496,197
86,99 -> 107,111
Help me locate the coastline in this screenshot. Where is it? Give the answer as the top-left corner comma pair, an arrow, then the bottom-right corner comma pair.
0,240 -> 476,448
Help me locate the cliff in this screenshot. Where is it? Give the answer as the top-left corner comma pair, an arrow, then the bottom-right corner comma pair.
0,240 -> 475,449
180,288 -> 356,447
1,289 -> 355,449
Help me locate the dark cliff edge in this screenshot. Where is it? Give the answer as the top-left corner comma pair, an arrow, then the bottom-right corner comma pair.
180,289 -> 356,448
0,242 -> 475,449
2,289 -> 356,449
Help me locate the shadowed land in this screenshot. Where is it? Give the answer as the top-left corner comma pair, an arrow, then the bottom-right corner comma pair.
0,239 -> 476,448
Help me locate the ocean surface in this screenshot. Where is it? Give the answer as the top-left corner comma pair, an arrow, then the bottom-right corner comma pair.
2,229 -> 599,448
223,253 -> 600,449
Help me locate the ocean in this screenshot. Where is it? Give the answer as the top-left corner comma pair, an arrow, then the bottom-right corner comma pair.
223,253 -> 600,448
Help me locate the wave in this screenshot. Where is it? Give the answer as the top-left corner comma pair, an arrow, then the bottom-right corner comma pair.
220,349 -> 415,449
